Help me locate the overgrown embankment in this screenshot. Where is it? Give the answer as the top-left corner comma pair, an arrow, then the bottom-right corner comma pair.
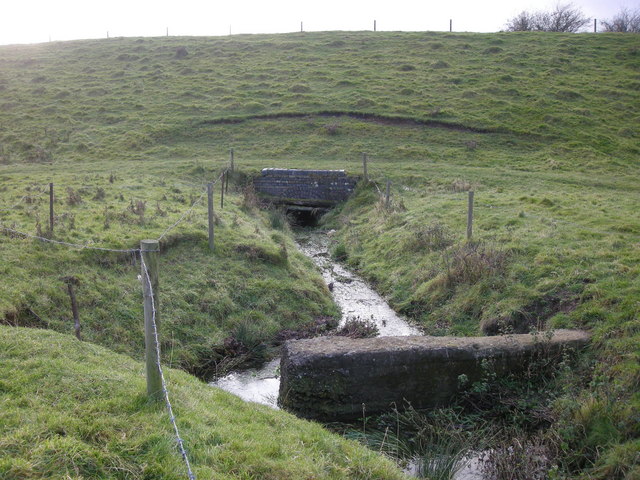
0,326 -> 407,479
322,178 -> 640,477
0,169 -> 337,377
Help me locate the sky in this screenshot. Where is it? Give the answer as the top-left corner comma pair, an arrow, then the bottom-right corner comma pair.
0,0 -> 633,45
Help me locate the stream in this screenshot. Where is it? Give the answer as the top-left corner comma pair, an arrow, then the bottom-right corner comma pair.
211,230 -> 421,406
210,230 -> 484,479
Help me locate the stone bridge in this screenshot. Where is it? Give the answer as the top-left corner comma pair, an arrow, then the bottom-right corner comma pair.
253,168 -> 358,210
278,330 -> 590,421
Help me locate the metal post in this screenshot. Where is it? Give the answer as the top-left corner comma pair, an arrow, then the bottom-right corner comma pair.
141,239 -> 162,401
207,183 -> 214,251
467,191 -> 475,240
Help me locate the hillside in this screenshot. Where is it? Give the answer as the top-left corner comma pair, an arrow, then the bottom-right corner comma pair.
0,31 -> 639,478
0,326 -> 406,479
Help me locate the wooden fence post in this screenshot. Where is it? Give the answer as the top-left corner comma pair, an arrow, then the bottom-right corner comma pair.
62,276 -> 81,340
49,182 -> 54,234
225,168 -> 229,194
220,173 -> 225,209
230,148 -> 234,172
374,20 -> 377,31
207,183 -> 214,251
450,19 -> 452,32
467,191 -> 475,240
141,239 -> 162,401
362,153 -> 368,183
385,179 -> 391,209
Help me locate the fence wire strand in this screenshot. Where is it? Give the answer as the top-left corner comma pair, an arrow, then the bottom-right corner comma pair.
157,169 -> 227,242
140,252 -> 196,480
0,225 -> 139,253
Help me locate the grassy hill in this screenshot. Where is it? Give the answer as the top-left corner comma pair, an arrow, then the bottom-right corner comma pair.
1,31 -> 639,477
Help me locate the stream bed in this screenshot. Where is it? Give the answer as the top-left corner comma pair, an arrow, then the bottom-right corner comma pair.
210,230 -> 484,479
211,230 -> 421,407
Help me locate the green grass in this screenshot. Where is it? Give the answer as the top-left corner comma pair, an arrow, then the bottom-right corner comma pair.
1,31 -> 639,477
0,326 -> 407,479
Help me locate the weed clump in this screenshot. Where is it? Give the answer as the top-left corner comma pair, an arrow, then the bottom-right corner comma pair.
441,242 -> 508,289
410,223 -> 453,252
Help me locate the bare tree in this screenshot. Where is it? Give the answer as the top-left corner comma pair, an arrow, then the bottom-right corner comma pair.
506,3 -> 590,32
602,8 -> 640,33
506,11 -> 536,31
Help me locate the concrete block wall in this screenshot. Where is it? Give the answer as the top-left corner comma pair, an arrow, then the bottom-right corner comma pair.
253,169 -> 358,207
279,330 -> 591,421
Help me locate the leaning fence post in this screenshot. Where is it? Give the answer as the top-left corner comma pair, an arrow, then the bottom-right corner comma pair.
385,179 -> 391,208
141,239 -> 162,401
62,276 -> 81,340
362,153 -> 368,183
49,182 -> 54,234
207,182 -> 215,251
467,191 -> 475,240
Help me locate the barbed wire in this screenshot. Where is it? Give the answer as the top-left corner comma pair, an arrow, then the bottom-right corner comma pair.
0,225 -> 139,253
0,187 -> 49,212
157,169 -> 227,242
140,252 -> 196,480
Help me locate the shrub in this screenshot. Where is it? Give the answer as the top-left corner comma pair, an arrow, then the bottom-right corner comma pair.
602,8 -> 640,33
505,3 -> 590,32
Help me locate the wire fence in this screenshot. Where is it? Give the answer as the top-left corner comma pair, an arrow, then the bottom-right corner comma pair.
0,165 -> 230,479
140,251 -> 196,480
367,172 -> 639,241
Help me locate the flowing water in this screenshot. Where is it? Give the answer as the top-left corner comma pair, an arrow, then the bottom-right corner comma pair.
210,229 -> 421,407
209,230 -> 484,479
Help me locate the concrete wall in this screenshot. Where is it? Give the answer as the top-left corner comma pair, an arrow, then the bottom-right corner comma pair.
279,330 -> 590,421
253,169 -> 358,207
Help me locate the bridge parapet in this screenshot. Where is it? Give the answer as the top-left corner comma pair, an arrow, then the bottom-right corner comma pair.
253,168 -> 358,208
279,330 -> 590,421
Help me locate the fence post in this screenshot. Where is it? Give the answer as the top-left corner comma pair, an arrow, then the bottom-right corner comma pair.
450,19 -> 452,32
230,148 -> 234,172
220,173 -> 225,209
301,21 -> 303,32
63,276 -> 81,340
207,183 -> 214,251
593,18 -> 597,33
362,153 -> 368,183
467,191 -> 474,240
141,239 -> 162,401
385,179 -> 391,209
49,182 -> 54,234
374,20 -> 377,31
225,167 -> 229,194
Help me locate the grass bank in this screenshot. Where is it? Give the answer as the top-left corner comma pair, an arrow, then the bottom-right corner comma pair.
0,326 -> 406,479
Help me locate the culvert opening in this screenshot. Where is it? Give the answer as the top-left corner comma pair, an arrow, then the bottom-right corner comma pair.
286,206 -> 327,227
